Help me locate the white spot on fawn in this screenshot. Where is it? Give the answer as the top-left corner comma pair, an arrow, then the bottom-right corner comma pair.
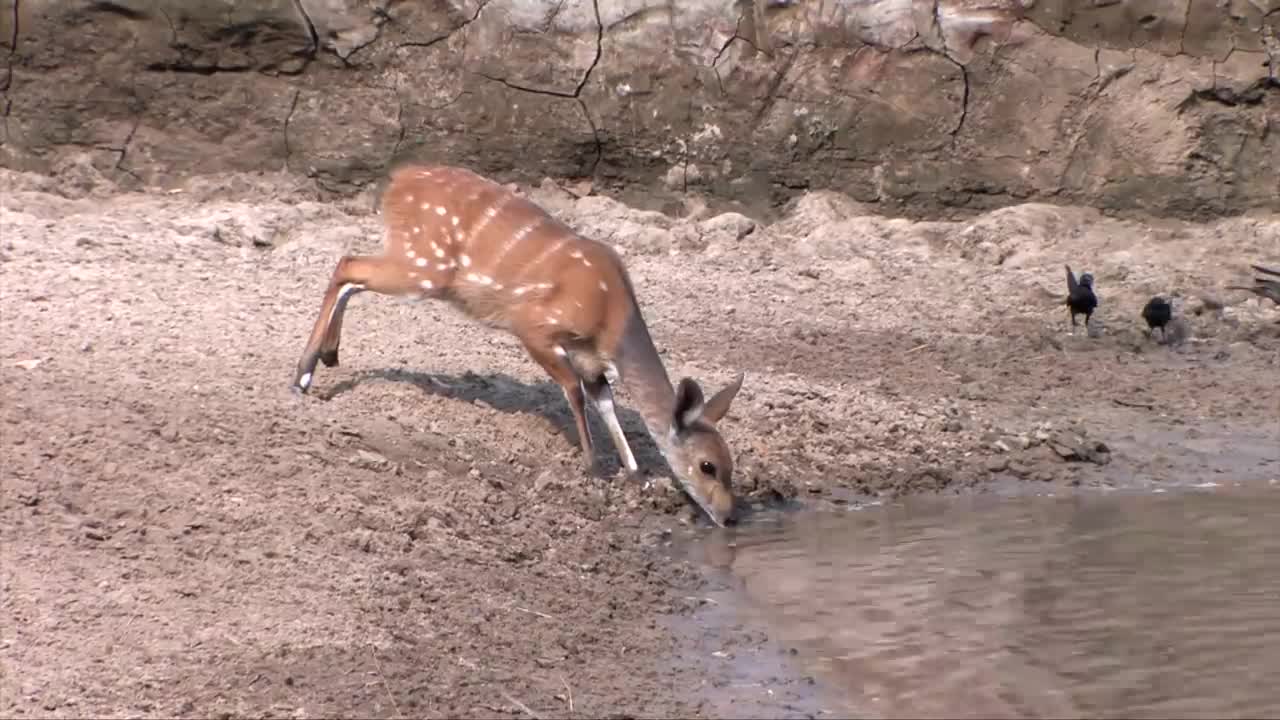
554,346 -> 567,357
420,202 -> 432,211
415,257 -> 428,267
599,281 -> 609,291
569,250 -> 583,259
485,206 -> 499,218
420,279 -> 434,290
436,206 -> 447,216
582,259 -> 593,267
406,249 -> 416,259
452,216 -> 460,226
413,226 -> 421,234
460,254 -> 472,268
547,317 -> 560,325
434,246 -> 445,258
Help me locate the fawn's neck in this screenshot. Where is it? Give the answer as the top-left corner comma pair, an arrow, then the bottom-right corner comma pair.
614,304 -> 679,451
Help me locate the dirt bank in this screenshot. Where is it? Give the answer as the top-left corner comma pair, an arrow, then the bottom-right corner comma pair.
3,0 -> 1279,220
2,165 -> 1278,718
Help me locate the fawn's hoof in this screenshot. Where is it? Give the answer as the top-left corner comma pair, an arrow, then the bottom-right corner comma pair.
292,371 -> 314,395
319,348 -> 340,368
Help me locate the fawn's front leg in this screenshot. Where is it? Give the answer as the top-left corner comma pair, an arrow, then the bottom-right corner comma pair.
582,373 -> 639,475
519,333 -> 598,473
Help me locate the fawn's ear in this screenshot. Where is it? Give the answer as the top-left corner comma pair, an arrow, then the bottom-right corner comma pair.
672,377 -> 706,433
700,373 -> 743,425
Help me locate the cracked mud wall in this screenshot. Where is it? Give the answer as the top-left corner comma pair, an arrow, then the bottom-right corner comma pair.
1,0 -> 1278,219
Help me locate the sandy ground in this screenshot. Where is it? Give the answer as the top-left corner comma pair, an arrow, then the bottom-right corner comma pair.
2,160 -> 1279,718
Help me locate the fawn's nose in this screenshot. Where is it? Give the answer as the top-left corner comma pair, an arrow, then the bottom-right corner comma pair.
709,485 -> 737,527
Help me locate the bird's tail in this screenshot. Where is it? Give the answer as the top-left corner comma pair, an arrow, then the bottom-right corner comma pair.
1064,264 -> 1079,294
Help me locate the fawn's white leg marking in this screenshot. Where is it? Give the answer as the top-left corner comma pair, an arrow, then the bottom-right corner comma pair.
603,362 -> 620,387
331,283 -> 365,327
587,379 -> 638,473
299,372 -> 313,390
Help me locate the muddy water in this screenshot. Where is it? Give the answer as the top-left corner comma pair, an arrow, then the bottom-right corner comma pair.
681,485 -> 1280,719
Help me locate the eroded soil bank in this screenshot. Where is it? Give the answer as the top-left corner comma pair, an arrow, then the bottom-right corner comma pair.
2,166 -> 1278,718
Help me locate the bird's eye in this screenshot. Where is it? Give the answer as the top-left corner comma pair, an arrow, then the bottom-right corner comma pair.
699,461 -> 717,476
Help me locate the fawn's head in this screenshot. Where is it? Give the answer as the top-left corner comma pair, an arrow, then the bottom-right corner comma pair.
666,373 -> 745,527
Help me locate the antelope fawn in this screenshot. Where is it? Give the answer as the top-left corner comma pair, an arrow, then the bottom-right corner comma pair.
291,164 -> 745,526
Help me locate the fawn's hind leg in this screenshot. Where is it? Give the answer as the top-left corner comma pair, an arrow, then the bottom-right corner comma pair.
293,254 -> 452,394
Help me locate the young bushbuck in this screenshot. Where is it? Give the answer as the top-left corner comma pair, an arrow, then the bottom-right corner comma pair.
291,164 -> 745,527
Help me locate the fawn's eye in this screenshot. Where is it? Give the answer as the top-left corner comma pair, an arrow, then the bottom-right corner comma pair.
699,461 -> 717,476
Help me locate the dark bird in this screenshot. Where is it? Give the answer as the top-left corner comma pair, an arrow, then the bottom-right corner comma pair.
1226,264 -> 1280,307
1064,264 -> 1098,331
1141,296 -> 1173,341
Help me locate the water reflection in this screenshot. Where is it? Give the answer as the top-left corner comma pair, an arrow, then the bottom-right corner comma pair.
687,488 -> 1280,719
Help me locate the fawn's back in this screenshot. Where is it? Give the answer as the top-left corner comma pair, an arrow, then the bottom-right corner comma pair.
380,165 -> 632,352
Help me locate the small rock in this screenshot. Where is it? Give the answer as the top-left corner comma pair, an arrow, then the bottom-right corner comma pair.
533,470 -> 559,493
350,449 -> 389,470
984,457 -> 1009,473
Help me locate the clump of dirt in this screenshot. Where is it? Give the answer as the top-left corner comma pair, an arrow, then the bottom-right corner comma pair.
2,165 -> 1278,718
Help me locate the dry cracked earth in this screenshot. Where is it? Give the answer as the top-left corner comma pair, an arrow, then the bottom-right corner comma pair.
2,162 -> 1278,718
